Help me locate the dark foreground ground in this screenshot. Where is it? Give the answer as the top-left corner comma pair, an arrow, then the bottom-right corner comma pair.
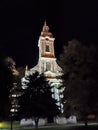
24,124 -> 98,130
0,122 -> 98,130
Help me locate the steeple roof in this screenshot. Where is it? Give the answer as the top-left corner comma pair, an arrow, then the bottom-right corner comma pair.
41,21 -> 53,37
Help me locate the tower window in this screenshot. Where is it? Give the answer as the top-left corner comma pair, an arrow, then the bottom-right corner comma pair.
46,62 -> 51,71
46,45 -> 50,52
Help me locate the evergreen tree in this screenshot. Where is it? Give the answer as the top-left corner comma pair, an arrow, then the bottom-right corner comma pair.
19,71 -> 60,129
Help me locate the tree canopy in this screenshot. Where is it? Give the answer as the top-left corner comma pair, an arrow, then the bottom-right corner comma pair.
19,71 -> 60,128
0,54 -> 15,120
58,40 -> 98,120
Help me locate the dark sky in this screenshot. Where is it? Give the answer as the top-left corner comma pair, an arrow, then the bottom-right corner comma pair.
0,0 -> 98,68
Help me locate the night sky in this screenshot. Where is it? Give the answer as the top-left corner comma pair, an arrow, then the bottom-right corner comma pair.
0,0 -> 98,68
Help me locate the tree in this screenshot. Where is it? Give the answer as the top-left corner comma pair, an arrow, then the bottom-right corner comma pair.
6,57 -> 21,130
0,55 -> 14,120
0,53 -> 21,122
58,40 -> 98,125
19,71 -> 60,129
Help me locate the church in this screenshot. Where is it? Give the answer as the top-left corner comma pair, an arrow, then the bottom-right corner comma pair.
22,21 -> 63,112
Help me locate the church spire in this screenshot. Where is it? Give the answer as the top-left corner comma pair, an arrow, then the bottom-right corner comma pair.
41,20 -> 53,37
42,20 -> 49,32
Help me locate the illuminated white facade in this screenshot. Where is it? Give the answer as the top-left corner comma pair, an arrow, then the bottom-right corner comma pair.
30,21 -> 62,76
22,21 -> 63,112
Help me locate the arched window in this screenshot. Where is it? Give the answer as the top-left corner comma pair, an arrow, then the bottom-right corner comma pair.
46,62 -> 51,71
46,45 -> 50,52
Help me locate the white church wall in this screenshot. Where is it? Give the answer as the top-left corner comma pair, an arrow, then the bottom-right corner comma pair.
20,118 -> 47,126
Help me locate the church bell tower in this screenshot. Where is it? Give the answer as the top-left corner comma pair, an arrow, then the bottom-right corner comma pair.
38,21 -> 55,58
37,21 -> 61,77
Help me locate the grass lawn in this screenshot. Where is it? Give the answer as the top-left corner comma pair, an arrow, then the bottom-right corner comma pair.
0,121 -> 98,130
0,121 -> 19,129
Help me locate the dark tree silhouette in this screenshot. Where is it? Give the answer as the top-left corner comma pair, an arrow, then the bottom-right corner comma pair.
58,40 -> 98,125
0,55 -> 14,120
19,71 -> 60,129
